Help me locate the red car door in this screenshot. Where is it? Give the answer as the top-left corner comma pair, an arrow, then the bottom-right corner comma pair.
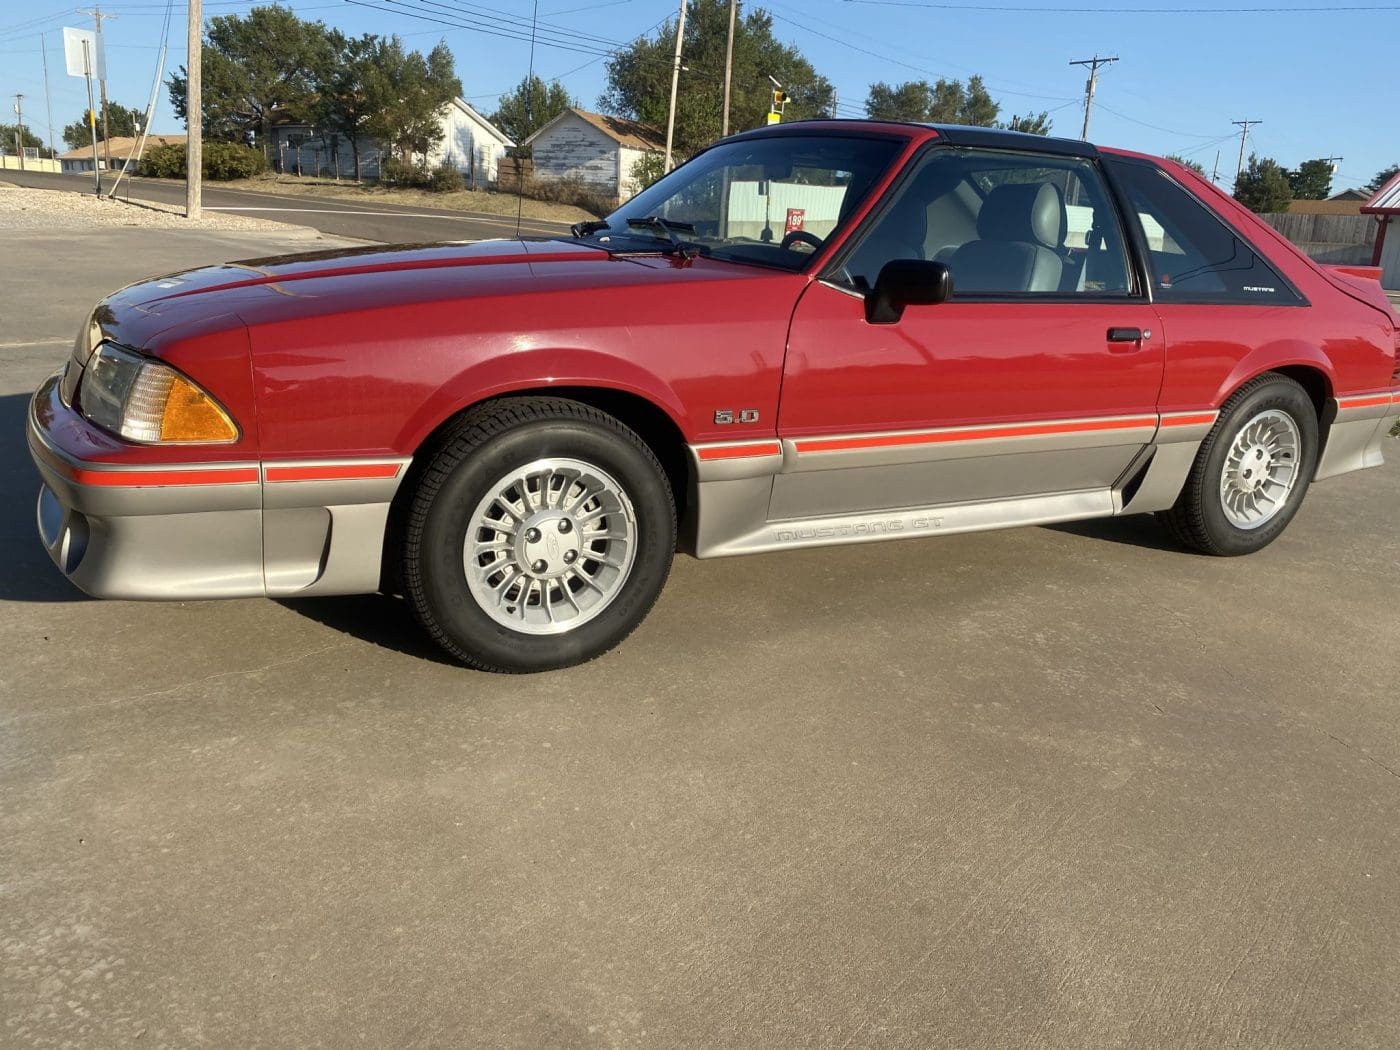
776,146 -> 1165,522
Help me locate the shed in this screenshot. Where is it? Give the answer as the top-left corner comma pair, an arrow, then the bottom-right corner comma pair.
1361,174 -> 1400,290
521,107 -> 665,204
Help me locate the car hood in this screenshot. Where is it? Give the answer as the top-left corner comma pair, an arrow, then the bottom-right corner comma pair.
89,238 -> 758,350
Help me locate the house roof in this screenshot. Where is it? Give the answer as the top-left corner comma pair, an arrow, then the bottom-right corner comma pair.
1329,187 -> 1370,201
522,107 -> 665,152
1361,172 -> 1400,216
57,134 -> 185,162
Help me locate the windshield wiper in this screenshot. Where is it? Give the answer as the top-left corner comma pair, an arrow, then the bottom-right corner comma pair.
571,219 -> 610,238
625,216 -> 700,259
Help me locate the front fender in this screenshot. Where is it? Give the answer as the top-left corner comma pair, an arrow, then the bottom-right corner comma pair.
395,347 -> 694,454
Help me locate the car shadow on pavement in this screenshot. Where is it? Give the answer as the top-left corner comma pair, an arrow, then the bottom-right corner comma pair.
276,594 -> 460,666
1043,513 -> 1186,553
0,393 -> 91,603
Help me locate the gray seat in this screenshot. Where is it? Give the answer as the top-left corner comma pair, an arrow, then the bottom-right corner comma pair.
949,183 -> 1068,294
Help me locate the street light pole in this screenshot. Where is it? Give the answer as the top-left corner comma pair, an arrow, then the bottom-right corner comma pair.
662,0 -> 686,172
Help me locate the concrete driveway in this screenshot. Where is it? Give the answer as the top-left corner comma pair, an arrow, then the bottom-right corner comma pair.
3,228 -> 1399,1049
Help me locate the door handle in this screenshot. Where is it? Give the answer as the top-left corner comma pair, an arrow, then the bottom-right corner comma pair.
1107,326 -> 1146,343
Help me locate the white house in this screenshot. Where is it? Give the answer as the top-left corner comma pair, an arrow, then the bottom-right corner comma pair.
267,98 -> 513,186
57,134 -> 185,174
521,107 -> 665,204
426,98 -> 513,187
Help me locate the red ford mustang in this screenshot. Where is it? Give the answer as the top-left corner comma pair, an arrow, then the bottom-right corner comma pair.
28,122 -> 1400,671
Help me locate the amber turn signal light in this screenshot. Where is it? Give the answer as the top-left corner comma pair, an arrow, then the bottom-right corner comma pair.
159,374 -> 239,442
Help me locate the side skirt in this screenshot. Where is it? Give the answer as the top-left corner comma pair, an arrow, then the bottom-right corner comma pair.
691,482 -> 1114,558
685,414 -> 1216,559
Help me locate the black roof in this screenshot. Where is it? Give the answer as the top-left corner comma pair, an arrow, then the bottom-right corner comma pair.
727,119 -> 1097,158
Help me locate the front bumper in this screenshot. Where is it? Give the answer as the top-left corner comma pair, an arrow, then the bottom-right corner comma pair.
28,371 -> 411,601
28,371 -> 267,599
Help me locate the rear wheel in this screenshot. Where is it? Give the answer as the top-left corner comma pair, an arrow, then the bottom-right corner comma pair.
401,398 -> 676,672
1158,373 -> 1318,556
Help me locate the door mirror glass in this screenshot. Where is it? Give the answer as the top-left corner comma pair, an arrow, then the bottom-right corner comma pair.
866,259 -> 953,324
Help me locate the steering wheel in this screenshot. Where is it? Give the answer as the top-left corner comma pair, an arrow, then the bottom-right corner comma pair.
780,230 -> 825,252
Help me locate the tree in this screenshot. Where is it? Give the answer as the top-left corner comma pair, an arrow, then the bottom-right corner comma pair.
1166,154 -> 1208,177
1233,154 -> 1292,214
602,0 -> 834,156
168,5 -> 332,150
866,76 -> 998,126
1,123 -> 45,154
62,102 -> 143,150
315,30 -> 382,180
492,74 -> 572,147
360,38 -> 461,167
864,77 -> 1046,133
1287,158 -> 1333,200
1367,164 -> 1399,192
1001,111 -> 1052,135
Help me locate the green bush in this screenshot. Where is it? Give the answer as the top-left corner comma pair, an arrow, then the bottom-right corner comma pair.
428,161 -> 464,193
140,142 -> 184,178
630,152 -> 666,193
380,156 -> 430,188
138,140 -> 266,180
521,174 -> 615,218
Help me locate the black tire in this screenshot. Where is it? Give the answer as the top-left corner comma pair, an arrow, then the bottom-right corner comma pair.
401,397 -> 676,672
1158,373 -> 1318,556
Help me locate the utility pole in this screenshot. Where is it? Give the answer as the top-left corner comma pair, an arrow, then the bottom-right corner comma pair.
720,0 -> 736,138
662,0 -> 686,172
41,39 -> 58,160
78,7 -> 117,173
186,0 -> 202,218
1069,54 -> 1116,140
1232,119 -> 1261,183
13,95 -> 24,171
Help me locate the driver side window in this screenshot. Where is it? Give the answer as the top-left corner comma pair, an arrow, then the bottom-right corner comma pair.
841,149 -> 1133,298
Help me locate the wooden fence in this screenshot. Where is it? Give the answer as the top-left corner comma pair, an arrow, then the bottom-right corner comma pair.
1258,211 -> 1378,265
496,156 -> 534,191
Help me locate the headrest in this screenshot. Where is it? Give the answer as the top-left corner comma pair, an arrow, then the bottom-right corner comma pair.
976,182 -> 1066,249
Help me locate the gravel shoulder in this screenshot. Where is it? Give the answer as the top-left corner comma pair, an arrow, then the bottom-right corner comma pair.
190,175 -> 598,223
0,183 -> 320,234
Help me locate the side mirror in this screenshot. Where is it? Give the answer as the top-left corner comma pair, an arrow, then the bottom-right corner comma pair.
865,260 -> 953,324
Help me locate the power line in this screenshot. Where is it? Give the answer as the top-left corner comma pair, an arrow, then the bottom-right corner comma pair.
766,9 -> 1077,104
843,1 -> 1400,11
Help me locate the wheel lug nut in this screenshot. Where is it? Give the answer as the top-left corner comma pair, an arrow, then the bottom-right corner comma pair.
558,518 -> 572,533
532,559 -> 547,573
563,550 -> 577,565
525,527 -> 541,543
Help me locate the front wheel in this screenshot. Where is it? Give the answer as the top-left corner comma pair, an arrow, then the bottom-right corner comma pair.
1158,373 -> 1319,556
401,398 -> 676,672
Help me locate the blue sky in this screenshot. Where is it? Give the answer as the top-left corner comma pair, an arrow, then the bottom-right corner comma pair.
2,0 -> 1395,191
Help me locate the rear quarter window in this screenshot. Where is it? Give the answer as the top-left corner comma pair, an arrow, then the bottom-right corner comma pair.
1105,157 -> 1303,306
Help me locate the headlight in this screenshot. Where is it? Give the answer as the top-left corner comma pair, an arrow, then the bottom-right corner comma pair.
78,343 -> 239,444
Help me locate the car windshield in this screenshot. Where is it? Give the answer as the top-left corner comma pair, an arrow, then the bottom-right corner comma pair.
576,134 -> 905,271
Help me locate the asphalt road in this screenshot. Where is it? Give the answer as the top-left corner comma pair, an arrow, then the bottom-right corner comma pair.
4,227 -> 1400,1049
0,168 -> 573,243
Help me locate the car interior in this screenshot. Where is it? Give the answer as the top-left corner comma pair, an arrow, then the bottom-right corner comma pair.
842,153 -> 1133,297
